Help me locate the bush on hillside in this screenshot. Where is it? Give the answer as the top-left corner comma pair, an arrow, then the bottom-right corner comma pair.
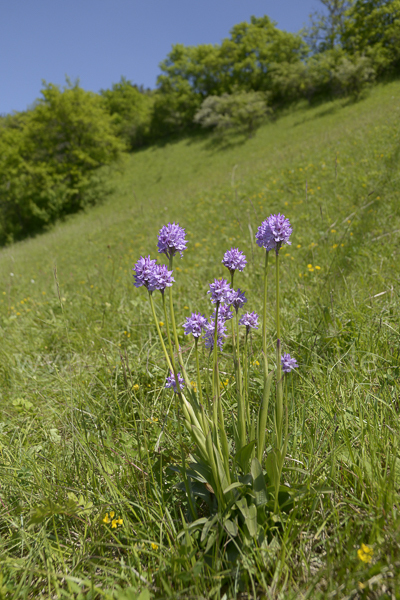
193,91 -> 271,139
332,55 -> 376,98
152,16 -> 306,134
150,79 -> 203,139
270,49 -> 375,105
100,77 -> 154,149
0,80 -> 124,244
343,0 -> 400,73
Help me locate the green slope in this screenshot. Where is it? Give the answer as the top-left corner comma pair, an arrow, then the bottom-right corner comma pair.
1,81 -> 400,597
1,81 -> 399,365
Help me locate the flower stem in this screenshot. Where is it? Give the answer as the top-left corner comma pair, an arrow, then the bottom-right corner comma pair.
212,302 -> 230,477
258,250 -> 271,462
176,400 -> 197,521
262,251 -> 269,377
149,293 -> 173,372
244,330 -> 250,424
195,338 -> 205,408
168,256 -> 190,388
236,310 -> 246,449
162,293 -> 177,373
275,251 -> 283,450
230,271 -> 236,359
212,302 -> 219,401
162,292 -> 182,396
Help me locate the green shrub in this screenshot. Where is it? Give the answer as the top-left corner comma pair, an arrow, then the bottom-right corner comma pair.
193,91 -> 271,138
332,54 -> 376,98
150,79 -> 202,138
0,80 -> 124,244
100,77 -> 154,149
343,0 -> 400,73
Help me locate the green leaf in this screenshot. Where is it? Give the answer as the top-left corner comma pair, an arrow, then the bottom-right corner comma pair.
223,481 -> 245,494
177,517 -> 208,540
190,425 -> 208,460
213,444 -> 230,499
235,439 -> 256,473
223,518 -> 238,537
29,498 -> 80,526
251,457 -> 268,506
265,450 -> 280,491
201,513 -> 219,544
236,498 -> 258,537
188,460 -> 213,484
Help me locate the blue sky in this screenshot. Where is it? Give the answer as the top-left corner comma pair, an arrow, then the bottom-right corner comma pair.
1,0 -> 322,115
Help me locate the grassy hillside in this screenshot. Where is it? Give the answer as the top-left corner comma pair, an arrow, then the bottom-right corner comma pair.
1,81 -> 400,599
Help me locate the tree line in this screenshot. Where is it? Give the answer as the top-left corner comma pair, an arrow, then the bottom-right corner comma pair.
1,0 -> 399,243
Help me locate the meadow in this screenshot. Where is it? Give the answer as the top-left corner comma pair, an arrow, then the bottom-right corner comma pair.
1,80 -> 400,599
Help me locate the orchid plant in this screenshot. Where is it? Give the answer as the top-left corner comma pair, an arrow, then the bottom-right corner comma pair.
133,217 -> 298,545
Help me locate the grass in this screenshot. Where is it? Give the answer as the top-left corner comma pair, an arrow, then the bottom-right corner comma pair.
1,81 -> 400,599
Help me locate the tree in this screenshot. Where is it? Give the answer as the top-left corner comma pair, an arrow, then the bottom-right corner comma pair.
302,0 -> 354,53
101,77 -> 154,149
193,91 -> 271,138
332,54 -> 376,97
342,0 -> 400,71
155,15 -> 307,133
150,78 -> 203,138
0,80 -> 124,243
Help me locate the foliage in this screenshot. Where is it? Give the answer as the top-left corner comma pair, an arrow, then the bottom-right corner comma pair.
332,54 -> 376,98
153,16 -> 307,133
158,16 -> 307,96
302,0 -> 354,53
193,91 -> 271,138
150,79 -> 202,138
101,77 -> 154,149
0,80 -> 124,244
342,0 -> 400,72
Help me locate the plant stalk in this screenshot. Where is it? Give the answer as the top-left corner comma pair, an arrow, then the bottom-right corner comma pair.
149,293 -> 173,372
275,251 -> 283,450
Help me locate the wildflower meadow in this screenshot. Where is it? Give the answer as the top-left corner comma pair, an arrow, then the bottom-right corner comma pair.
0,81 -> 400,599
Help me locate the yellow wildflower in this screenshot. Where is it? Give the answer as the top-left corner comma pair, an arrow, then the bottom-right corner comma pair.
133,384 -> 139,391
117,518 -> 123,525
103,513 -> 110,524
357,544 -> 373,563
111,519 -> 118,528
109,511 -> 115,519
307,264 -> 313,269
159,321 -> 164,327
315,266 -> 321,270
331,229 -> 336,233
151,543 -> 159,550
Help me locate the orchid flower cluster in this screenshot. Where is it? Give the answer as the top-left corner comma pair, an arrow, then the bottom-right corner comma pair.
133,216 -> 298,518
